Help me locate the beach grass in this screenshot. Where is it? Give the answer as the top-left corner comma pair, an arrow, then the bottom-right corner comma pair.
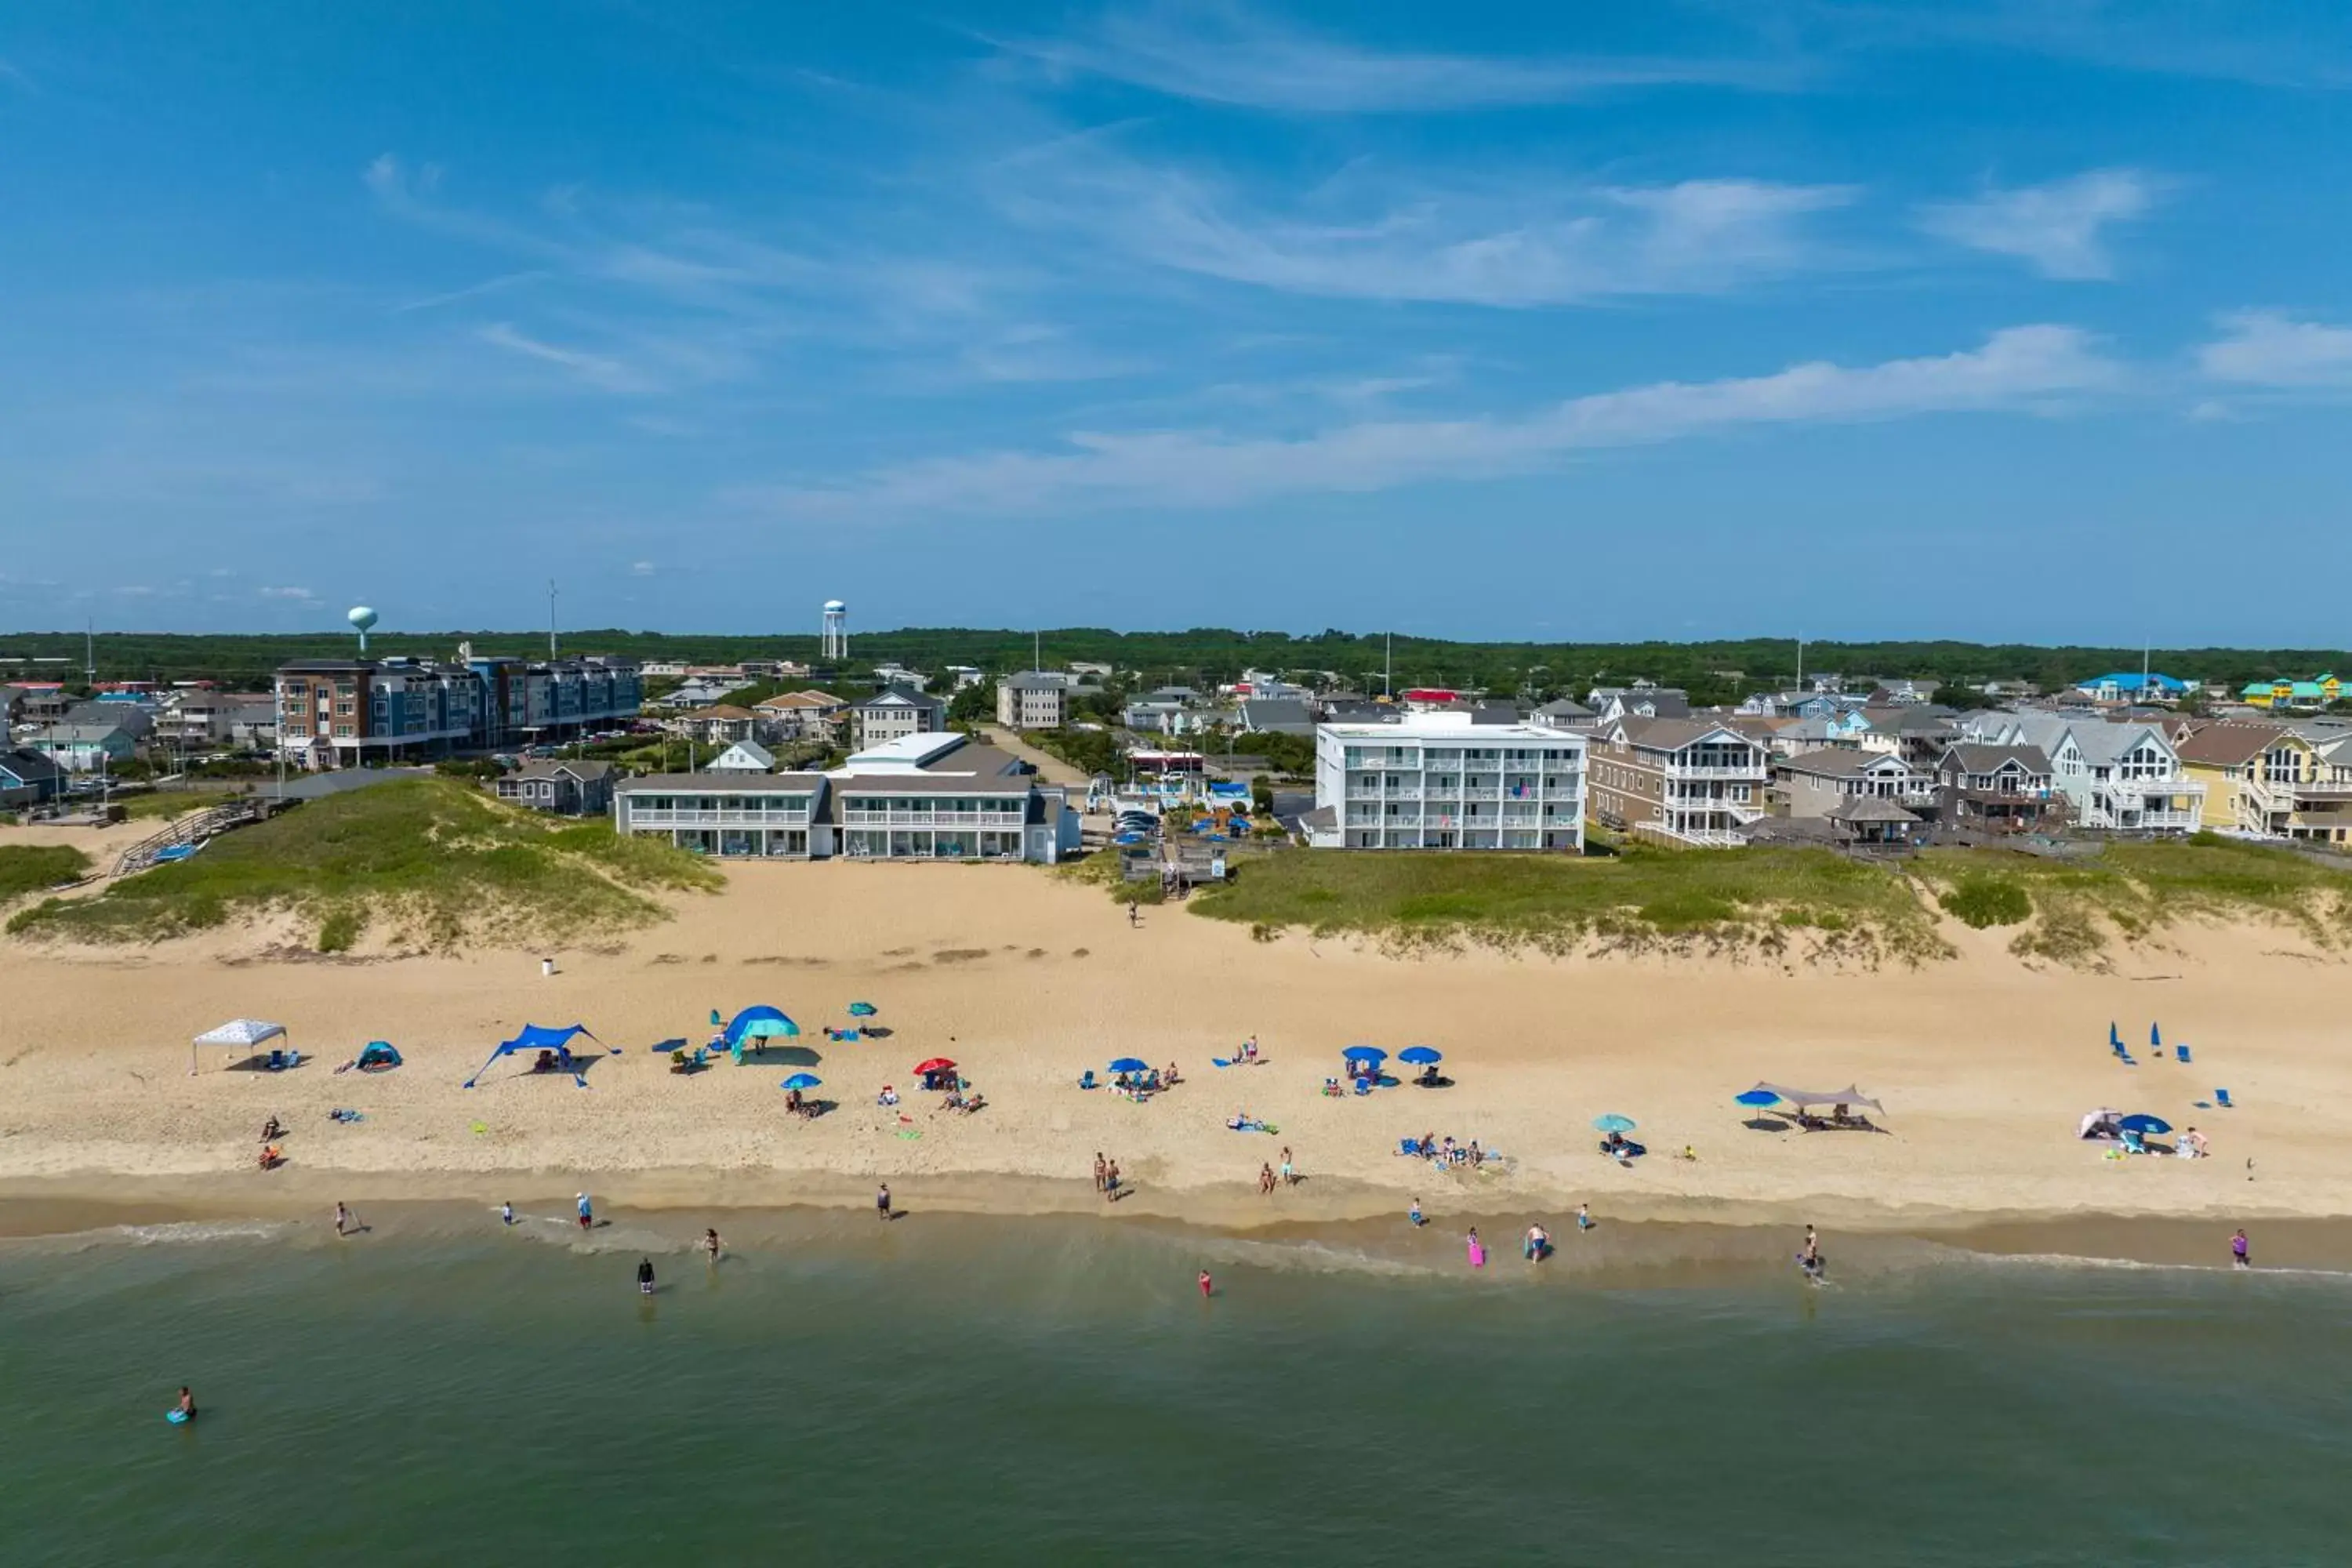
5,777 -> 719,949
1189,843 -> 1947,962
0,844 -> 93,902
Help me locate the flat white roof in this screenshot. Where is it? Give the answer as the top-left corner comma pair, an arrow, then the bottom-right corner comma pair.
1318,717 -> 1585,744
843,731 -> 967,771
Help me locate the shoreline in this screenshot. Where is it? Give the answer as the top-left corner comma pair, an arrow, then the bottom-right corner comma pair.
9,1173 -> 2349,1279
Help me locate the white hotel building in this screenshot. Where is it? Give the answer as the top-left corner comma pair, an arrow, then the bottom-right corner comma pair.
1305,715 -> 1588,852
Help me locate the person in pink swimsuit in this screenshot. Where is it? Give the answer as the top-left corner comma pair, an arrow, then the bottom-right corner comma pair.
1466,1227 -> 1487,1269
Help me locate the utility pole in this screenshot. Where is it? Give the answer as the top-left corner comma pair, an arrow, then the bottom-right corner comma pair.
1796,634 -> 1804,695
547,579 -> 559,659
1384,632 -> 1393,698
84,618 -> 95,691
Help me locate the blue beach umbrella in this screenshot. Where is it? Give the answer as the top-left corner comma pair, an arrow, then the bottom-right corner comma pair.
848,1002 -> 877,1018
1592,1113 -> 1638,1134
1397,1046 -> 1443,1065
1109,1056 -> 1149,1073
1341,1045 -> 1388,1064
1736,1090 -> 1780,1109
781,1073 -> 821,1091
2117,1113 -> 2172,1134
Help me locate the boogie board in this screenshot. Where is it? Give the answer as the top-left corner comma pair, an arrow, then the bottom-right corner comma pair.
166,1410 -> 191,1425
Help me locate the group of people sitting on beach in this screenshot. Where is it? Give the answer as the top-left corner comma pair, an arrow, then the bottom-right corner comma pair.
1113,1065 -> 1178,1098
1399,1131 -> 1488,1170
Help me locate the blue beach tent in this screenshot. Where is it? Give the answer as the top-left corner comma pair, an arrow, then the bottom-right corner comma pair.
724,1006 -> 800,1046
463,1023 -> 599,1089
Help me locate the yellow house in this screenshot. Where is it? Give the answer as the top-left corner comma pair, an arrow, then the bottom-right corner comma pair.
2240,673 -> 2343,711
2177,724 -> 2352,843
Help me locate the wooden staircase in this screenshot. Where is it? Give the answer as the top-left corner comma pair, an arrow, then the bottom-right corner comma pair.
112,800 -> 265,878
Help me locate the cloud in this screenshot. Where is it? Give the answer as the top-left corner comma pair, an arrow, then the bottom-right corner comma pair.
258,586 -> 318,601
1915,169 -> 2162,279
1000,3 -> 1795,111
396,270 -> 550,314
993,137 -> 1857,306
477,322 -> 655,394
630,561 -> 657,577
2197,310 -> 2352,386
741,324 -> 2116,517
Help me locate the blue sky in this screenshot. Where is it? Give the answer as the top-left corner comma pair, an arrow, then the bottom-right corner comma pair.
3,2 -> 2350,644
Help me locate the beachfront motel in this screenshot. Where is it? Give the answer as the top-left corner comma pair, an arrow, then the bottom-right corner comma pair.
1304,714 -> 1588,852
612,731 -> 1082,864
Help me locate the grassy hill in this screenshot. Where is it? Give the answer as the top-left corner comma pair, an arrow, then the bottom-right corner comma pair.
6,778 -> 719,950
0,845 -> 93,903
1184,837 -> 2352,967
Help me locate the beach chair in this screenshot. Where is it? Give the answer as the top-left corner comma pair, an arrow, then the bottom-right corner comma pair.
2175,1045 -> 2191,1064
2120,1130 -> 2147,1155
1397,1137 -> 1417,1156
1353,1076 -> 1374,1097
2216,1088 -> 2234,1109
1079,1069 -> 1097,1090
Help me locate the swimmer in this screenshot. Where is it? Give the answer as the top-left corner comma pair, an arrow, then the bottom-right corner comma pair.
637,1258 -> 656,1296
175,1386 -> 197,1421
703,1228 -> 722,1262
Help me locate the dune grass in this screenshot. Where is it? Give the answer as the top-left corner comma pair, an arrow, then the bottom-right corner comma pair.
115,790 -> 239,822
7,778 -> 719,949
1189,844 -> 1946,962
0,845 -> 93,902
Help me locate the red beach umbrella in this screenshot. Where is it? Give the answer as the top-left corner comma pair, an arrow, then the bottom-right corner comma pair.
914,1058 -> 956,1075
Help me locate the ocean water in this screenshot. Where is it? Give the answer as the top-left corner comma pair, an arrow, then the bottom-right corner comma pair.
2,1210 -> 2348,1566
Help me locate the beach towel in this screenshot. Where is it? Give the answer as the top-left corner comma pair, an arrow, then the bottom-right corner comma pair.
1211,1058 -> 1233,1069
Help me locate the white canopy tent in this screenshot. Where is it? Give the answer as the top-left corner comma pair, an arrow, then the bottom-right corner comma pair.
191,1018 -> 287,1076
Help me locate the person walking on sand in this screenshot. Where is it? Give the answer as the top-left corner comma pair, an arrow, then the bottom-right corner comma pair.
877,1184 -> 892,1221
1409,1196 -> 1424,1228
1279,1146 -> 1296,1187
1258,1162 -> 1276,1196
333,1202 -> 351,1237
1105,1160 -> 1121,1198
1094,1152 -> 1108,1193
2231,1228 -> 2250,1269
1128,902 -> 1140,928
576,1192 -> 593,1231
1577,1203 -> 1592,1233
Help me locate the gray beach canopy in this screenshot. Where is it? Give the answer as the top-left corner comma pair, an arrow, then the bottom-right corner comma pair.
1748,1082 -> 1884,1114
191,1018 -> 286,1074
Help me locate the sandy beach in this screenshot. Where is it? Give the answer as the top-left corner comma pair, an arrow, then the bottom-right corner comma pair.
1,851 -> 2342,1236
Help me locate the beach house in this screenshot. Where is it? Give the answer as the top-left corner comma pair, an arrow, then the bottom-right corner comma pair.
1933,744 -> 2062,833
0,747 -> 67,808
2176,722 -> 2352,844
1586,717 -> 1770,846
705,739 -> 777,773
1980,713 -> 2205,833
1307,713 -> 1587,851
2240,674 -> 2343,711
493,759 -> 615,817
31,721 -> 140,773
751,691 -> 845,743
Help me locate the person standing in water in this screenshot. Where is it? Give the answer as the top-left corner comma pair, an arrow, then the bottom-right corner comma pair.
1576,1203 -> 1593,1233
1466,1227 -> 1487,1269
702,1229 -> 722,1263
876,1184 -> 892,1221
576,1192 -> 594,1231
637,1258 -> 656,1296
1409,1196 -> 1424,1228
174,1386 -> 197,1421
1198,1269 -> 1214,1299
332,1202 -> 352,1238
499,1201 -> 515,1227
2231,1229 -> 2251,1269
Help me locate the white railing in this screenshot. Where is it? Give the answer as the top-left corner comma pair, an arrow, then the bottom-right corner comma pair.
627,808 -> 811,827
1457,787 -> 1501,800
1665,763 -> 1768,780
840,809 -> 1025,827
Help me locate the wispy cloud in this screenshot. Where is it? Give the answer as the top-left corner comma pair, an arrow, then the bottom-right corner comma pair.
992,136 -> 1857,307
739,325 -> 2116,517
1915,169 -> 2161,279
476,323 -> 657,394
258,586 -> 318,602
396,270 -> 550,314
1000,3 -> 1797,111
2197,310 -> 2352,386
629,560 -> 656,577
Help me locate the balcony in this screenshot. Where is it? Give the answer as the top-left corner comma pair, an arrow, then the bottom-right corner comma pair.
1665,762 -> 1766,780
840,808 -> 1026,827
627,807 -> 811,829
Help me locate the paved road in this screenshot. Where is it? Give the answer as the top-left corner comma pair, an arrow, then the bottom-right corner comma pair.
978,728 -> 1089,788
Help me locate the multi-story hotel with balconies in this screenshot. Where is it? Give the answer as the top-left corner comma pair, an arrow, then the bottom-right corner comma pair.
1306,714 -> 1586,852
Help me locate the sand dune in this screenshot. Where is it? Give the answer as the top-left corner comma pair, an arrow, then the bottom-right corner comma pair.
0,855 -> 2337,1230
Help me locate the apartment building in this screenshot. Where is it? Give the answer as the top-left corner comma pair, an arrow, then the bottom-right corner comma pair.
850,684 -> 946,748
1586,718 -> 1771,846
1981,713 -> 2205,833
1308,714 -> 1586,852
996,672 -> 1068,730
275,649 -> 641,768
2176,723 -> 2352,844
611,731 -> 1080,863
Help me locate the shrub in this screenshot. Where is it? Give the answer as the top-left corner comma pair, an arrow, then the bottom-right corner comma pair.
1940,876 -> 2033,929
